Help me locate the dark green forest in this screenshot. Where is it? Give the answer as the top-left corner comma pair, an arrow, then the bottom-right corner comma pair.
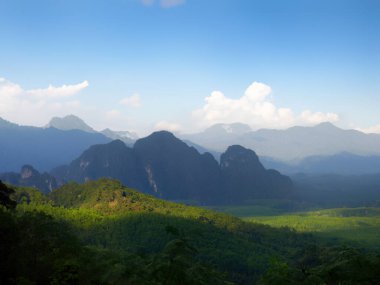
1,179 -> 380,284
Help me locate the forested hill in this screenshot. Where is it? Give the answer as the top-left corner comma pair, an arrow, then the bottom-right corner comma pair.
1,179 -> 380,284
52,131 -> 292,204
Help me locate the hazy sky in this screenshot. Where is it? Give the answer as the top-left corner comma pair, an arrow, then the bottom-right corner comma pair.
0,0 -> 379,135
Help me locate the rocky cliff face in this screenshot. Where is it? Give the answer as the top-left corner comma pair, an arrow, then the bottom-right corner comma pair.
52,132 -> 293,204
220,145 -> 292,202
134,131 -> 221,201
0,165 -> 58,193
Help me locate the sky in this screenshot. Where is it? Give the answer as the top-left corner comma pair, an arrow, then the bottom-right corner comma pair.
0,0 -> 379,135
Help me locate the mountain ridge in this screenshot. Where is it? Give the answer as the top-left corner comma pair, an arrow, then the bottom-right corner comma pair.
182,122 -> 380,162
52,131 -> 292,204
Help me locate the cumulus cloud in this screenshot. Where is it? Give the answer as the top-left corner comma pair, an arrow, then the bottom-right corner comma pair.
192,81 -> 339,130
358,124 -> 380,134
120,94 -> 141,108
299,110 -> 339,125
0,77 -> 89,126
140,0 -> 185,8
27,80 -> 89,99
155,120 -> 182,132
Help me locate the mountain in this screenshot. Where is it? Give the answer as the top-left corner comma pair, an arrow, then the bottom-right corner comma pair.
0,117 -> 19,129
261,152 -> 380,175
0,165 -> 58,193
0,117 -> 111,172
183,122 -> 380,162
53,131 -> 292,204
182,139 -> 222,161
220,145 -> 292,202
46,114 -> 96,133
52,139 -> 149,193
181,123 -> 252,152
46,115 -> 138,144
133,131 -> 221,201
100,128 -> 138,145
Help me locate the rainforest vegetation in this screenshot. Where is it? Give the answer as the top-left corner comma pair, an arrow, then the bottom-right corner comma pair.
1,179 -> 380,285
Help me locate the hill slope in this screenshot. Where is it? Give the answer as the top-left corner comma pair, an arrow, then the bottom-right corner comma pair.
3,179 -> 379,285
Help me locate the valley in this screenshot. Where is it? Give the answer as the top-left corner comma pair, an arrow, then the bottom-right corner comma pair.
2,179 -> 380,284
1,116 -> 380,284
1,2 -> 378,283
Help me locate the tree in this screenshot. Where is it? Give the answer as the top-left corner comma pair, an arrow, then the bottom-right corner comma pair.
0,180 -> 17,209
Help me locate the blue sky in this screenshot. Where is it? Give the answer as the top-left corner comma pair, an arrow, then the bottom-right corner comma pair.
0,0 -> 379,134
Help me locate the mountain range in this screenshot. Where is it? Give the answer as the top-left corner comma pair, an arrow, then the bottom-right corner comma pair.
52,131 -> 292,204
46,114 -> 138,145
0,165 -> 57,193
182,122 -> 380,162
0,117 -> 111,172
261,152 -> 380,175
0,115 -> 140,172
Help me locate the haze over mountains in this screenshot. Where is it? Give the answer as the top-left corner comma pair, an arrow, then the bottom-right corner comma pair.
182,122 -> 380,174
52,131 -> 292,204
2,114 -> 380,177
0,117 -> 111,172
46,114 -> 138,145
183,122 -> 380,161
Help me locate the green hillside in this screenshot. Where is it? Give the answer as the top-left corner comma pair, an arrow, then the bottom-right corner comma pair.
244,208 -> 380,250
1,179 -> 380,284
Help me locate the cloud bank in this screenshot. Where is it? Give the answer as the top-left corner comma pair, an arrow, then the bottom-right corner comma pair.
358,124 -> 380,134
192,82 -> 339,130
27,80 -> 89,99
0,77 -> 89,126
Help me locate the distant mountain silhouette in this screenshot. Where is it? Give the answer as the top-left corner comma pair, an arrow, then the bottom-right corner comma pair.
0,117 -> 111,172
46,114 -> 96,133
182,122 -> 380,162
53,131 -> 292,204
133,131 -> 221,201
0,165 -> 58,193
100,128 -> 138,145
220,145 -> 292,202
52,139 -> 149,193
46,115 -> 138,144
261,152 -> 380,175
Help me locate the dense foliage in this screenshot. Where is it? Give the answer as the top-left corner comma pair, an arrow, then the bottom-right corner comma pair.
1,179 -> 380,284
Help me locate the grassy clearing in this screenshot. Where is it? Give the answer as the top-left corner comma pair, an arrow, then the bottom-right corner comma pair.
243,207 -> 380,250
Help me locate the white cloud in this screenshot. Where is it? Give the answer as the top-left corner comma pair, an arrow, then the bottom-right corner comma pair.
0,77 -> 89,126
120,94 -> 141,108
192,81 -> 339,130
358,124 -> 380,134
155,120 -> 182,132
299,110 -> 339,125
27,80 -> 89,99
